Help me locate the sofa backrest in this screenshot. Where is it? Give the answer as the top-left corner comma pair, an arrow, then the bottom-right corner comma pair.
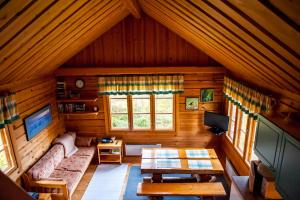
27,144 -> 64,180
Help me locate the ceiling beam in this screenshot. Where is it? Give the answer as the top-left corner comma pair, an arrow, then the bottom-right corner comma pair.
55,66 -> 225,76
122,0 -> 142,18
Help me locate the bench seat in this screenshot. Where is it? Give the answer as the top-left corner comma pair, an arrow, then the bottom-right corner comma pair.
137,182 -> 226,199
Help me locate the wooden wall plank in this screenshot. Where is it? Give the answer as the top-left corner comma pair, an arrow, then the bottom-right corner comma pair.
62,14 -> 218,67
6,77 -> 65,180
60,69 -> 224,149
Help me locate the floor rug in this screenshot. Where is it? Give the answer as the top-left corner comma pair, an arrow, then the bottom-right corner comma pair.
82,164 -> 128,200
123,166 -> 229,200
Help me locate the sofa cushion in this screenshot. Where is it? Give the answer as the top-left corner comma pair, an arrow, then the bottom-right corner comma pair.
48,144 -> 64,168
53,134 -> 78,157
56,155 -> 91,173
49,170 -> 82,195
27,153 -> 55,180
73,146 -> 96,157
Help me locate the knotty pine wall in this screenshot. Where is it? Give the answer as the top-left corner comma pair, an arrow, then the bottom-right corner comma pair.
60,71 -> 224,150
62,15 -> 219,67
0,77 -> 65,180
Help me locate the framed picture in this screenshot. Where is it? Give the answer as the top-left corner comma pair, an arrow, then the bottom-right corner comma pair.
24,105 -> 52,141
200,89 -> 214,102
185,97 -> 199,110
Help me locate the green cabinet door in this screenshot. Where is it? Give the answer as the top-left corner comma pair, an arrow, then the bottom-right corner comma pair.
276,133 -> 300,200
254,115 -> 283,171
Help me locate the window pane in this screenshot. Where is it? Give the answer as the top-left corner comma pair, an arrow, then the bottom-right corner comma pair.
110,98 -> 128,113
155,98 -> 173,113
133,114 -> 150,129
132,95 -> 150,98
132,98 -> 150,113
241,113 -> 248,132
111,114 -> 129,129
155,114 -> 173,129
231,104 -> 237,120
238,131 -> 246,152
229,122 -> 235,139
110,95 -> 127,98
155,94 -> 173,98
0,150 -> 9,172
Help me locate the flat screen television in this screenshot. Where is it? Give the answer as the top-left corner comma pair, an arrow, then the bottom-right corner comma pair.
24,105 -> 52,141
204,111 -> 229,135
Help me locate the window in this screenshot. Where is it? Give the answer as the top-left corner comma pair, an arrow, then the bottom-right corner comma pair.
110,95 -> 129,129
246,120 -> 258,162
236,112 -> 249,154
226,100 -> 258,165
132,95 -> 151,129
108,94 -> 175,131
227,101 -> 237,141
0,128 -> 16,174
155,94 -> 173,130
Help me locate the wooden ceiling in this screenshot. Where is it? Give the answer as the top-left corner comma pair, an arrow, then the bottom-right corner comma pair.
0,0 -> 299,101
138,0 -> 300,100
0,0 -> 130,84
62,14 -> 219,67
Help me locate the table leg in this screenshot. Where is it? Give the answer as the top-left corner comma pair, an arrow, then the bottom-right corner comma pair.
151,173 -> 163,183
199,174 -> 211,182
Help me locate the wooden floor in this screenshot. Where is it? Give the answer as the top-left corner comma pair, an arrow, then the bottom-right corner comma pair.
72,157 -> 140,200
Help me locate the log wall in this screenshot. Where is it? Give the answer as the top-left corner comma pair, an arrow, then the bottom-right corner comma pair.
61,71 -> 224,149
0,77 -> 65,180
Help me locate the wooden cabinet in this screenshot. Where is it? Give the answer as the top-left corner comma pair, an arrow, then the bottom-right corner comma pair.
275,133 -> 300,200
254,115 -> 283,171
254,115 -> 300,200
97,140 -> 123,164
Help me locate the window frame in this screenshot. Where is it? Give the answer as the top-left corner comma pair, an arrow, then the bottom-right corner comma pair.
0,127 -> 17,175
107,94 -> 176,133
225,100 -> 258,166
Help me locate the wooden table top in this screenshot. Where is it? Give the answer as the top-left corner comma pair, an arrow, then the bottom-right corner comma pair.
97,140 -> 122,148
141,158 -> 224,174
141,148 -> 218,159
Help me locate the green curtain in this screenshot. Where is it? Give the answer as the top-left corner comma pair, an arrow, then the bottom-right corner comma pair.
0,94 -> 19,128
223,76 -> 272,119
98,74 -> 184,95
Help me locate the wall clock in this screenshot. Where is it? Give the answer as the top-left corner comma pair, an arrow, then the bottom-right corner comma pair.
75,79 -> 85,89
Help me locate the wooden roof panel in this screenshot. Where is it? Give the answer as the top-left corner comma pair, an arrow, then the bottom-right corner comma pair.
0,0 -> 298,101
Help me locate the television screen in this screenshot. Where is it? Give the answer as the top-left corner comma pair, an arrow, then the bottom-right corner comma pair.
204,111 -> 229,132
24,105 -> 52,141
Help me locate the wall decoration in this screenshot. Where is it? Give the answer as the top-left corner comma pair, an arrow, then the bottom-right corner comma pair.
201,89 -> 214,102
24,105 -> 52,141
75,79 -> 85,89
56,81 -> 66,98
185,97 -> 199,110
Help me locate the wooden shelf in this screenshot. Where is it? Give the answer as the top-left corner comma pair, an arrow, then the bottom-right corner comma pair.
61,112 -> 99,116
97,140 -> 123,164
57,97 -> 98,103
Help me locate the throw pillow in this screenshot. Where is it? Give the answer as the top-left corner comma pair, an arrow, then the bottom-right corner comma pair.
53,134 -> 78,157
75,136 -> 93,147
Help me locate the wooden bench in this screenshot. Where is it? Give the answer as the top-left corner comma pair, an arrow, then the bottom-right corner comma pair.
137,182 -> 226,200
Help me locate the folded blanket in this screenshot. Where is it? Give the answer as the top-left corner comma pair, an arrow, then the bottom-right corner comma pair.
53,134 -> 78,157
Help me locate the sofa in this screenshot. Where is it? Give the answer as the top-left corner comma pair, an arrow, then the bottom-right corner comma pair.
22,133 -> 95,200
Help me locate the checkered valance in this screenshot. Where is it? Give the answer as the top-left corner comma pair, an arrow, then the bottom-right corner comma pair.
98,74 -> 184,95
223,76 -> 272,118
0,94 -> 19,128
